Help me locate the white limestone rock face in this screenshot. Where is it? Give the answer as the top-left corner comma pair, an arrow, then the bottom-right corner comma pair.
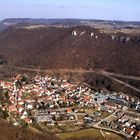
72,30 -> 78,36
90,32 -> 94,37
80,31 -> 86,36
95,35 -> 98,39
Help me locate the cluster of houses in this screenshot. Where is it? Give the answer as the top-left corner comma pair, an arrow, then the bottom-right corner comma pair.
0,74 -> 93,125
0,74 -> 140,138
101,110 -> 140,139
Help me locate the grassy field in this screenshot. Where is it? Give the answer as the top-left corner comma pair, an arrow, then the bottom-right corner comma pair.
57,128 -> 125,140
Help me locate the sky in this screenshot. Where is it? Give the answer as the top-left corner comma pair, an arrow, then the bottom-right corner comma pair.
0,0 -> 140,21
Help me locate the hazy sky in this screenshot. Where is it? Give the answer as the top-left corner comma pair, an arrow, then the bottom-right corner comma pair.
0,0 -> 140,21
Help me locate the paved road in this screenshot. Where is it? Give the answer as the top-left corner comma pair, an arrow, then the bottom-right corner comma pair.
92,109 -> 130,138
102,73 -> 140,94
93,109 -> 120,128
92,109 -> 140,139
122,110 -> 140,123
101,71 -> 140,81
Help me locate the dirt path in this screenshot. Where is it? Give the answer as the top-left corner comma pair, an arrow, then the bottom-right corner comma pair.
2,65 -> 140,93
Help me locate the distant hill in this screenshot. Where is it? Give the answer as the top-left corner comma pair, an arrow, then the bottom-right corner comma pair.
0,25 -> 139,75
0,18 -> 140,32
0,22 -> 9,32
0,18 -> 83,31
1,18 -> 63,25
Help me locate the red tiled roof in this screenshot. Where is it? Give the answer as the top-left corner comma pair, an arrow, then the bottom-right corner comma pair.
127,128 -> 133,133
67,108 -> 72,113
9,105 -> 17,112
83,96 -> 90,101
137,131 -> 140,137
17,105 -> 23,109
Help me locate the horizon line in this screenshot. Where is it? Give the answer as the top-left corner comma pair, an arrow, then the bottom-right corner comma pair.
1,17 -> 140,22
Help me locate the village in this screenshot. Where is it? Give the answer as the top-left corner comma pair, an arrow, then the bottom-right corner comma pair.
0,74 -> 140,139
